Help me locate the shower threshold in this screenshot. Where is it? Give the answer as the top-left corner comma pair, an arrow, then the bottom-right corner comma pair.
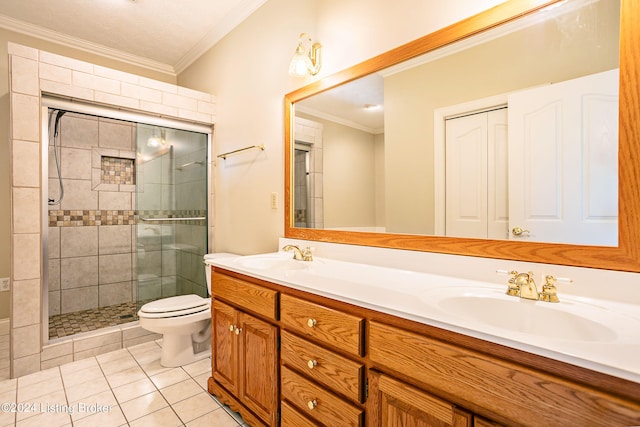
49,301 -> 139,339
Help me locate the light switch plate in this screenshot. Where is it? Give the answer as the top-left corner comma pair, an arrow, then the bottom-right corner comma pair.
0,278 -> 9,292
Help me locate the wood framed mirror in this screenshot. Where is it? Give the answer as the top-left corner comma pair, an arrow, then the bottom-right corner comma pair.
285,0 -> 640,272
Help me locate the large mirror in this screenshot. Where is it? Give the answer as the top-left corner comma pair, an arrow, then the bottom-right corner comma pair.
285,0 -> 640,272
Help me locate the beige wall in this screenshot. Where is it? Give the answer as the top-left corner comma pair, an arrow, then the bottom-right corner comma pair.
314,117 -> 378,229
384,0 -> 619,234
0,29 -> 177,319
178,0 -> 505,254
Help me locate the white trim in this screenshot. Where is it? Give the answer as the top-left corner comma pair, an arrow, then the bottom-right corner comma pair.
296,105 -> 383,135
174,0 -> 269,74
42,97 -> 212,135
0,14 -> 176,76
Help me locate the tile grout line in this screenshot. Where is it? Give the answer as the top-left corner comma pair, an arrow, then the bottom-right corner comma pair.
123,343 -> 185,426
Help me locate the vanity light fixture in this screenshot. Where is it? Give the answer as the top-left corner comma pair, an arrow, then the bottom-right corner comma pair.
289,33 -> 322,77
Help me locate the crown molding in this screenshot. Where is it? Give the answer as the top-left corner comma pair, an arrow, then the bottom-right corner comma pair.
296,105 -> 384,135
174,0 -> 268,74
0,14 -> 177,76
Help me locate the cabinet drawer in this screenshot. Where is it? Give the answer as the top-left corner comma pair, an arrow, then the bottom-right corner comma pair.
280,294 -> 364,356
281,401 -> 321,427
281,330 -> 364,402
281,366 -> 363,427
211,272 -> 278,320
368,321 -> 640,426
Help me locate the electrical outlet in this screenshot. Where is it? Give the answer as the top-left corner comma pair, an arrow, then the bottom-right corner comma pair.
0,278 -> 9,292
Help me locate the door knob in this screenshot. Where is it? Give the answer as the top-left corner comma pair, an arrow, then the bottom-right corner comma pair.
512,227 -> 530,236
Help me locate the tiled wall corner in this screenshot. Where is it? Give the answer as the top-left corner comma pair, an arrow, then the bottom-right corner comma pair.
8,44 -> 215,378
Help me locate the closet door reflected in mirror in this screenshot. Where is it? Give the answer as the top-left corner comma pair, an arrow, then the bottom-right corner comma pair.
285,0 -> 640,272
290,0 -> 620,246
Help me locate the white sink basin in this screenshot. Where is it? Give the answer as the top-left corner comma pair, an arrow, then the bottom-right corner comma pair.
232,253 -> 308,272
421,286 -> 624,342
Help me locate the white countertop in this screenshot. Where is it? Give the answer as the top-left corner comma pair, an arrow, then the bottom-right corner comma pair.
210,251 -> 640,384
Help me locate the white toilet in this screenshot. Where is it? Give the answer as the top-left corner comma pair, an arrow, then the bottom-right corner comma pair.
138,252 -> 237,367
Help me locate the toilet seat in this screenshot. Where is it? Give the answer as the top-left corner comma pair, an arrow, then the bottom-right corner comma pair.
139,295 -> 210,319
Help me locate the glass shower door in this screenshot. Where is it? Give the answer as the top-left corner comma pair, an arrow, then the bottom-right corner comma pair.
135,124 -> 208,311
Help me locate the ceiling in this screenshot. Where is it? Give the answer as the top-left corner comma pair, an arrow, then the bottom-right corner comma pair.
0,0 -> 268,76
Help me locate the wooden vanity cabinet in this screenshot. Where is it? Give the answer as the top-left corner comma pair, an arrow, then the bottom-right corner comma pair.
209,268 -> 640,427
209,271 -> 279,427
367,370 -> 472,427
280,294 -> 365,426
368,320 -> 640,426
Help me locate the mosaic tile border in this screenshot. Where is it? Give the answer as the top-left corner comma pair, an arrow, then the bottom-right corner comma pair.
48,210 -> 207,227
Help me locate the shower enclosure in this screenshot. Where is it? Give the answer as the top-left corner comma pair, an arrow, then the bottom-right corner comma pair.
44,106 -> 209,340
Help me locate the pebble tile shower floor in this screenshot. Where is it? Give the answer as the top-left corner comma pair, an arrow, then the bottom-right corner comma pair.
49,302 -> 139,339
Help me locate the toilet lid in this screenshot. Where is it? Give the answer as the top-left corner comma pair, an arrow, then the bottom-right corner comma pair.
140,294 -> 209,314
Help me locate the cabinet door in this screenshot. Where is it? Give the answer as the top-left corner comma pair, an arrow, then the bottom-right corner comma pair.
238,311 -> 279,426
212,299 -> 239,396
367,371 -> 472,427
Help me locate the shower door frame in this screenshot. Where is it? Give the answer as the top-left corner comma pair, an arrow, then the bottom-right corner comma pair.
40,97 -> 213,343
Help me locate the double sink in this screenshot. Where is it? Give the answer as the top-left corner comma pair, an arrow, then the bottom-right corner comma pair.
211,251 -> 640,382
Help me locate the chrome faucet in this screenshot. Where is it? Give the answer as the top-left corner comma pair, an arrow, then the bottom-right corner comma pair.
282,245 -> 313,261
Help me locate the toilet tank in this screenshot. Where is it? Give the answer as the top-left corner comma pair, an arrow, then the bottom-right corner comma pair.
203,253 -> 237,295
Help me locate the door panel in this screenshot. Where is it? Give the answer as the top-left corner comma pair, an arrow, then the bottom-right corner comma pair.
239,311 -> 278,426
508,69 -> 618,245
445,112 -> 488,238
445,108 -> 508,239
212,300 -> 238,395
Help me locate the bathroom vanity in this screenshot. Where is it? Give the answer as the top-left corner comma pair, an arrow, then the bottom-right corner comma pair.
207,254 -> 640,427
207,0 -> 640,425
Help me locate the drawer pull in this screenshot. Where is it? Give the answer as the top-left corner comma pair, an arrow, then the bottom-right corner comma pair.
234,327 -> 242,335
307,359 -> 318,369
307,318 -> 317,328
307,399 -> 317,410
229,325 -> 235,332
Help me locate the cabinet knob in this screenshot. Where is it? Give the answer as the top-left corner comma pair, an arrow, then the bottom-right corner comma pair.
234,327 -> 242,335
307,359 -> 318,369
307,318 -> 317,328
307,399 -> 317,410
229,325 -> 235,332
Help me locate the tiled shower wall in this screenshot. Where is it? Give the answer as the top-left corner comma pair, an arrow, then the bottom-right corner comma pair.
294,117 -> 323,228
8,43 -> 215,377
48,113 -> 137,316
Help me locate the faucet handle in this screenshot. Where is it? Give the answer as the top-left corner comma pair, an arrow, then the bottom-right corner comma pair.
503,270 -> 520,296
302,246 -> 314,261
539,275 -> 571,303
540,275 -> 559,302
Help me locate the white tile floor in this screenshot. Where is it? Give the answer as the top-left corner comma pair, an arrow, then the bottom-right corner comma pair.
0,340 -> 248,426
